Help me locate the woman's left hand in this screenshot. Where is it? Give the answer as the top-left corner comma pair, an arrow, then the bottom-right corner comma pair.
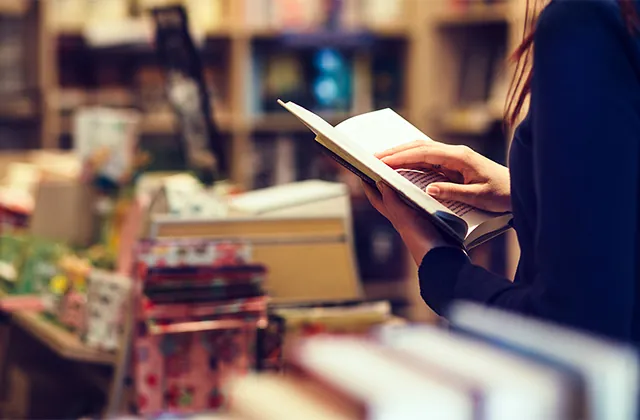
361,181 -> 451,265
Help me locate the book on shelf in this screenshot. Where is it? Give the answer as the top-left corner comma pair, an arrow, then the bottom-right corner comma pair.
72,107 -> 141,185
449,301 -> 640,420
277,99 -> 513,250
245,0 -> 405,31
0,17 -> 25,96
228,179 -> 347,216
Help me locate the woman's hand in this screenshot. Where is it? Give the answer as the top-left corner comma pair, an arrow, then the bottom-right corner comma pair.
376,140 -> 512,213
362,181 -> 452,265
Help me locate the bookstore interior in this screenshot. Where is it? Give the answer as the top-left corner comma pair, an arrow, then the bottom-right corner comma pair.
0,0 -> 638,419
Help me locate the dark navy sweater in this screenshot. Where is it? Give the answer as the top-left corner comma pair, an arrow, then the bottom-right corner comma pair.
419,0 -> 640,342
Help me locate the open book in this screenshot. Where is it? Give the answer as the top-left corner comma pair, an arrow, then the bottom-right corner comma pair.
277,100 -> 512,249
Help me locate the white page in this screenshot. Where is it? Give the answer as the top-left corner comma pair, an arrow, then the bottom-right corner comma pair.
335,108 -> 431,154
333,107 -> 496,233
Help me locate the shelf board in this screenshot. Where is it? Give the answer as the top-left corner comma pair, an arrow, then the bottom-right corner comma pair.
55,24 -> 406,49
248,111 -> 352,132
236,25 -> 409,40
60,110 -> 235,136
249,108 -> 410,133
0,0 -> 29,16
12,311 -> 116,365
56,24 -> 233,39
0,98 -> 37,120
141,111 -> 234,134
434,3 -> 511,26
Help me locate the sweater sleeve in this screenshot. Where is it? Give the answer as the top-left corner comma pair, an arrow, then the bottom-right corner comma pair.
419,0 -> 640,340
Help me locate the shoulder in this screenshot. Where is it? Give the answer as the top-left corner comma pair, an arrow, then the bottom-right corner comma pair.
534,0 -> 640,62
536,0 -> 628,36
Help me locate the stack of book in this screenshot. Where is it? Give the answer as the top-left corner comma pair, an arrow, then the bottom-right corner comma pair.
224,302 -> 640,420
132,239 -> 269,416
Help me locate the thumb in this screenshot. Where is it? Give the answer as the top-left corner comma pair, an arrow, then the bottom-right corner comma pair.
426,182 -> 482,204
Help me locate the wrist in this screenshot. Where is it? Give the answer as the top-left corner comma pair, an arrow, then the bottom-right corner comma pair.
399,227 -> 447,265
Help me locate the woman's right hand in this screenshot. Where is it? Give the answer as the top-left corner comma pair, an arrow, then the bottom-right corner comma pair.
376,140 -> 512,213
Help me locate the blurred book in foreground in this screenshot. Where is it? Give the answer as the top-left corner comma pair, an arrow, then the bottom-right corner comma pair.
223,302 -> 640,420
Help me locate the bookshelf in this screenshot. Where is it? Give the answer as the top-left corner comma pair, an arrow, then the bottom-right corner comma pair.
3,0 -> 527,322
0,0 -> 49,150
0,0 -> 29,15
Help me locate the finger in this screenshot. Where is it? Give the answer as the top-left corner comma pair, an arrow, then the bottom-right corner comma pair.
426,182 -> 484,206
374,140 -> 433,159
380,144 -> 468,173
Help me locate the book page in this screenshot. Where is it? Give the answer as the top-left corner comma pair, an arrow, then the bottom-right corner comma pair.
396,169 -> 498,234
396,169 -> 475,218
335,108 -> 431,154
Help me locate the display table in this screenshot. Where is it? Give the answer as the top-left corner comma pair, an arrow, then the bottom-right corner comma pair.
11,311 -> 116,365
0,291 -> 121,418
0,289 -> 115,365
0,287 -> 408,418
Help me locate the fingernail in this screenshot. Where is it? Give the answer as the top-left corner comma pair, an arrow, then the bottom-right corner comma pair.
426,185 -> 439,196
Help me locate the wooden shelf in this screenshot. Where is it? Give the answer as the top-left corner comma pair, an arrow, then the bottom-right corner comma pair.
0,0 -> 30,16
60,111 -> 235,136
11,311 -> 116,365
237,25 -> 409,39
55,23 -> 408,41
248,111 -> 352,132
434,3 -> 511,26
248,108 -> 409,133
139,110 -> 235,135
0,98 -> 37,120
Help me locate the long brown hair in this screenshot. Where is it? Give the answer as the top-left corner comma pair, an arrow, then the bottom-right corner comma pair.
505,0 -> 640,128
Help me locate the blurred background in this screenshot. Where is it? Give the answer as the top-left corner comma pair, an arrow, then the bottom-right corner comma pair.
0,0 -> 525,319
0,0 -> 533,418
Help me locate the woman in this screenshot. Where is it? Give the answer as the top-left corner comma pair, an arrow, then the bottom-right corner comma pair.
363,0 -> 640,342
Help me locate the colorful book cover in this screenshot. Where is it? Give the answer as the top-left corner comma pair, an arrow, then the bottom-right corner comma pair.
136,240 -> 252,269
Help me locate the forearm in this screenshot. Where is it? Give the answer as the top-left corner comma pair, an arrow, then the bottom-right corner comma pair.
418,247 -> 516,316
